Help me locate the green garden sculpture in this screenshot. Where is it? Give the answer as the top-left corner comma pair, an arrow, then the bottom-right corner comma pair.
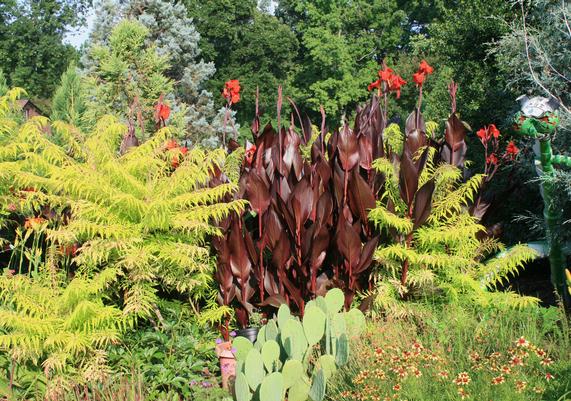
513,95 -> 570,306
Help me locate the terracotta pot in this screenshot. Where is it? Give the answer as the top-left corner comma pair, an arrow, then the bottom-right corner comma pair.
215,341 -> 236,390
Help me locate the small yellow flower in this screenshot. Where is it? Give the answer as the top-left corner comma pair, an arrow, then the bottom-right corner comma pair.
454,372 -> 471,386
545,372 -> 554,381
540,357 -> 553,366
515,337 -> 529,348
515,380 -> 527,393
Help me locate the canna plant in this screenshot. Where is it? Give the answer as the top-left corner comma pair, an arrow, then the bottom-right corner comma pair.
0,88 -> 246,319
214,88 -> 391,328
364,63 -> 538,315
214,60 -> 538,328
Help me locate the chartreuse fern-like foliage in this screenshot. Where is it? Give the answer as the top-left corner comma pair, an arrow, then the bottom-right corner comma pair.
367,158 -> 539,317
0,267 -> 128,398
0,89 -> 246,319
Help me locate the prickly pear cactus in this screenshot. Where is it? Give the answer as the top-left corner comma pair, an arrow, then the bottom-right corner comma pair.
231,288 -> 366,401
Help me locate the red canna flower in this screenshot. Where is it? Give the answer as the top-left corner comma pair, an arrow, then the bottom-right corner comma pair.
180,146 -> 188,155
154,99 -> 170,122
171,157 -> 180,169
477,128 -> 488,142
223,79 -> 241,104
413,72 -> 426,87
368,79 -> 382,92
418,60 -> 434,75
378,67 -> 394,82
165,139 -> 178,150
489,124 -> 500,139
506,141 -> 520,159
486,154 -> 498,165
389,74 -> 407,98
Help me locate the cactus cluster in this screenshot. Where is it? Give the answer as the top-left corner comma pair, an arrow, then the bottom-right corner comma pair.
231,288 -> 365,401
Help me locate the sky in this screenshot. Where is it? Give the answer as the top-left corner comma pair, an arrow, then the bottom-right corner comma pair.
63,10 -> 95,49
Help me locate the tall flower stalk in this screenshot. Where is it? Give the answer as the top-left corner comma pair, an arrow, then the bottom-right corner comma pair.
221,79 -> 241,146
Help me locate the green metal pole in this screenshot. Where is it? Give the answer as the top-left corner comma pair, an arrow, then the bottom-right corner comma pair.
538,139 -> 567,300
514,110 -> 570,306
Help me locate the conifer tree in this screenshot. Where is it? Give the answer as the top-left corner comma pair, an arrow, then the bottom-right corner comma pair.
51,64 -> 87,129
85,0 -> 230,147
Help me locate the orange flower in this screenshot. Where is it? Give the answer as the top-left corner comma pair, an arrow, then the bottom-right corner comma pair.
223,79 -> 241,104
491,375 -> 505,385
457,387 -> 469,400
24,217 -> 46,230
489,124 -> 500,139
412,72 -> 426,87
165,139 -> 178,150
506,141 -> 519,159
389,74 -> 407,98
476,127 -> 488,142
418,60 -> 434,75
486,154 -> 498,165
437,371 -> 449,379
535,348 -> 546,358
154,98 -> 170,122
368,79 -> 382,92
378,67 -> 394,82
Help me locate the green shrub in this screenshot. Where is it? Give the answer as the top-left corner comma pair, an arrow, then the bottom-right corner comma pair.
0,269 -> 129,399
107,301 -> 227,400
0,88 -> 246,319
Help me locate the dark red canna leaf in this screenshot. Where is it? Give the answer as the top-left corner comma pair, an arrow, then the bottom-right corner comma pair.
243,227 -> 259,266
337,124 -> 359,171
276,196 -> 296,236
353,236 -> 379,275
228,222 -> 251,283
310,226 -> 330,293
443,112 -> 467,167
264,208 -> 283,249
358,134 -> 373,170
291,177 -> 314,232
404,110 -> 427,159
263,271 -> 280,297
235,307 -> 249,328
413,179 -> 435,229
246,170 -> 271,216
348,169 -> 376,224
302,114 -> 313,145
255,123 -> 275,170
335,217 -> 361,273
399,153 -> 419,208
283,127 -> 303,180
315,191 -> 334,229
272,231 -> 292,271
